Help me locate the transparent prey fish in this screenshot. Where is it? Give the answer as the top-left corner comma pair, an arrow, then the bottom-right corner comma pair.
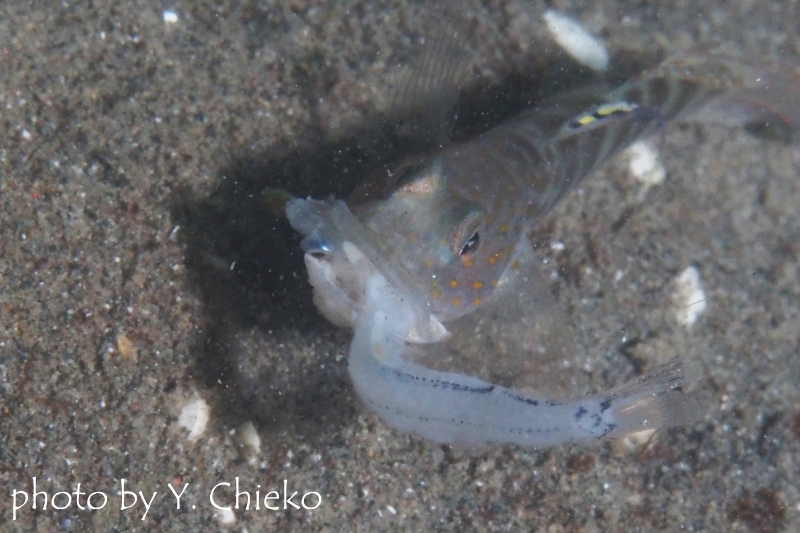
285,52 -> 800,447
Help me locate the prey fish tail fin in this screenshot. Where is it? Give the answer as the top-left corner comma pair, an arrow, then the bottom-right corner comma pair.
602,359 -> 708,435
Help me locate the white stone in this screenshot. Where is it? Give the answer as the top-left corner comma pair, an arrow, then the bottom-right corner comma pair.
237,422 -> 261,465
178,398 -> 210,442
674,266 -> 707,327
163,10 -> 179,24
626,141 -> 666,195
543,11 -> 609,71
215,506 -> 236,525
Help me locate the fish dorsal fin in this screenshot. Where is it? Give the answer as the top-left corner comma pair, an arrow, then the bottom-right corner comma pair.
349,17 -> 469,207
389,19 -> 471,149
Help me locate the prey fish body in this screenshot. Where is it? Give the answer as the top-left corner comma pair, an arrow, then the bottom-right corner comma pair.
286,52 -> 800,447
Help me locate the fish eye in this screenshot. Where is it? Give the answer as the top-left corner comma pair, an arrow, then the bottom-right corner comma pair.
301,237 -> 333,259
450,208 -> 485,257
459,232 -> 480,255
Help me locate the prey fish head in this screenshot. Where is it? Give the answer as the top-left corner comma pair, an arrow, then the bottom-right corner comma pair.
351,156 -> 521,322
285,196 -> 451,343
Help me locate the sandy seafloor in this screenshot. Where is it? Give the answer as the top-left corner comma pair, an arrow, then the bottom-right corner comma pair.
1,0 -> 799,531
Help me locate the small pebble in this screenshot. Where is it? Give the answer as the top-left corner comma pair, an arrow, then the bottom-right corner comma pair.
625,140 -> 666,197
674,266 -> 707,327
163,10 -> 179,24
543,10 -> 609,71
178,398 -> 210,442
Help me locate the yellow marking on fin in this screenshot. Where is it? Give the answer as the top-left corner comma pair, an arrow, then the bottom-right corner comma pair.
471,281 -> 483,290
596,102 -> 637,116
571,102 -> 638,128
473,297 -> 482,306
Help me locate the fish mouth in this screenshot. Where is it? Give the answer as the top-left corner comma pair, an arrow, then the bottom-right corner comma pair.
286,197 -> 422,298
301,244 -> 362,329
286,197 -> 449,343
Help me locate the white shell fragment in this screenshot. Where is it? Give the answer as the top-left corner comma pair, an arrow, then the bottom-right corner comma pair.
178,398 -> 210,442
236,422 -> 261,465
674,266 -> 707,327
215,506 -> 236,526
162,10 -> 179,24
620,428 -> 658,449
543,10 -> 609,71
625,140 -> 666,195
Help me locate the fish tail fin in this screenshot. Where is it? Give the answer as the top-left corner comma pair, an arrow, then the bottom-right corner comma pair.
618,53 -> 800,144
705,54 -> 800,144
699,84 -> 800,144
605,359 -> 708,433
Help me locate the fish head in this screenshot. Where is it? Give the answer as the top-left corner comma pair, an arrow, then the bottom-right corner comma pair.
353,157 -> 519,322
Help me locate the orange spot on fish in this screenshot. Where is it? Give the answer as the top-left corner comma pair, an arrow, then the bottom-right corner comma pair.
449,279 -> 458,288
462,257 -> 474,267
473,297 -> 482,306
488,256 -> 496,265
498,223 -> 509,233
511,259 -> 520,270
432,289 -> 442,299
496,250 -> 505,260
471,281 -> 483,290
425,259 -> 434,268
453,297 -> 461,307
